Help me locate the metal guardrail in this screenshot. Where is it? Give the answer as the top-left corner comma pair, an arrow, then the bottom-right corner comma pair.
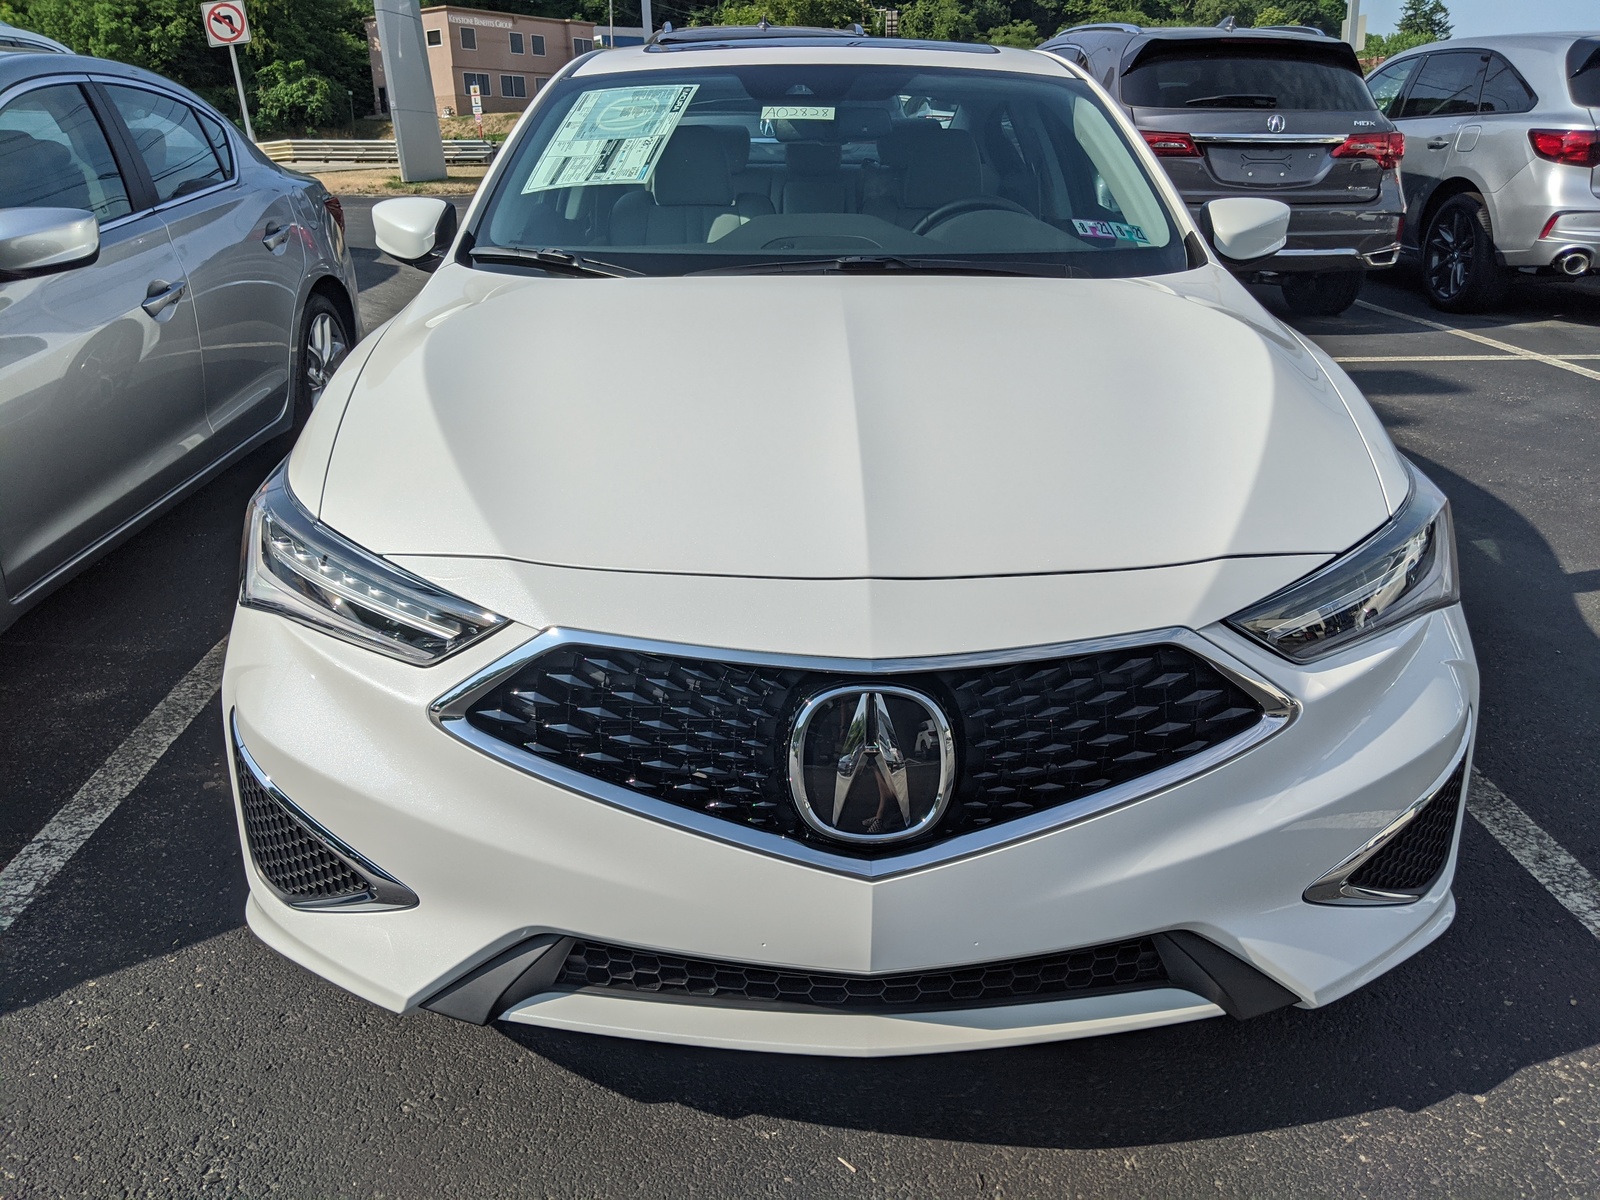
255,138 -> 498,166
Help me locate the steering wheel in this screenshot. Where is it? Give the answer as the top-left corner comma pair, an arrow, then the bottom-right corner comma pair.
912,196 -> 1034,236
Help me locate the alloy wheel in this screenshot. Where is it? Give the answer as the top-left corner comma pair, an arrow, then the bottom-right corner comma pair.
304,311 -> 348,407
1425,208 -> 1475,301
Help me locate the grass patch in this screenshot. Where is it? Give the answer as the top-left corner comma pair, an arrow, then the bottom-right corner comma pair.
309,165 -> 487,195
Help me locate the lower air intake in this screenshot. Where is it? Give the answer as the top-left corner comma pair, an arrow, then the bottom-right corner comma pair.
231,723 -> 417,911
553,937 -> 1167,1011
1348,764 -> 1465,894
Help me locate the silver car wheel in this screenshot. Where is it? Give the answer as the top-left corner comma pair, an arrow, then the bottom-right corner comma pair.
304,311 -> 348,407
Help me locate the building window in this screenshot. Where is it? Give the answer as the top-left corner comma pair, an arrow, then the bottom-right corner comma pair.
529,34 -> 546,55
463,72 -> 492,97
509,31 -> 524,53
500,75 -> 527,99
573,37 -> 594,54
425,28 -> 441,46
459,26 -> 476,50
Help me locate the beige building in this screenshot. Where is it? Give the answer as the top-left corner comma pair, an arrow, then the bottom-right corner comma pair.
367,5 -> 596,119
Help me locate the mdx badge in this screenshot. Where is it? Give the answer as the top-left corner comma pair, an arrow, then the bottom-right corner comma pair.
788,685 -> 955,844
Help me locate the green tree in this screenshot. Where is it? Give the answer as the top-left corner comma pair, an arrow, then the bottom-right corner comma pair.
984,18 -> 1039,45
253,58 -> 339,133
1396,0 -> 1450,42
899,0 -> 978,41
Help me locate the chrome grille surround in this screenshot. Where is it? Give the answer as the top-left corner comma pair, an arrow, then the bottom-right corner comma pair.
431,627 -> 1296,880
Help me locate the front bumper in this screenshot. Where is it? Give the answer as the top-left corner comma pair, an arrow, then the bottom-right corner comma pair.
224,601 -> 1476,1056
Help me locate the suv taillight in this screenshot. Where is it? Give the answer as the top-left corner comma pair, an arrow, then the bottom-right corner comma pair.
1141,130 -> 1201,157
1529,129 -> 1600,167
1331,131 -> 1404,171
323,195 -> 346,233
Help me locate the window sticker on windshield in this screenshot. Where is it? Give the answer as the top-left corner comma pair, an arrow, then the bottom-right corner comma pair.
759,105 -> 836,122
1072,219 -> 1151,244
522,84 -> 698,192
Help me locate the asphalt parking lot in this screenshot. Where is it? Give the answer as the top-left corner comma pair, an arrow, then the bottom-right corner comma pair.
3,196 -> 1599,1197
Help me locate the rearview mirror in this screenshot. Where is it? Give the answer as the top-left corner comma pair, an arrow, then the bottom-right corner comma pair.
1200,198 -> 1290,265
0,207 -> 99,277
373,197 -> 458,272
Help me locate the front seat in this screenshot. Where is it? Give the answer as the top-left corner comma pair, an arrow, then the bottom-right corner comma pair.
0,129 -> 94,211
610,125 -> 774,244
864,127 -> 986,230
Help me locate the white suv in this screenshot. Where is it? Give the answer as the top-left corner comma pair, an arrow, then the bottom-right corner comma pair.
223,27 -> 1476,1056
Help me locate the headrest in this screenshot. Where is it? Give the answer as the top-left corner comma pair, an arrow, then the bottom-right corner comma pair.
651,125 -> 733,207
901,129 -> 983,210
876,122 -> 947,169
712,124 -> 751,171
785,142 -> 841,176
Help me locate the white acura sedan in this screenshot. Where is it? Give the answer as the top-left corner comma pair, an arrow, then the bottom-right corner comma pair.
222,27 -> 1476,1056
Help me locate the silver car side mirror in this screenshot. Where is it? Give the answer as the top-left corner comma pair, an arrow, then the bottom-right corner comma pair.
0,207 -> 99,277
373,197 -> 458,273
1200,198 -> 1291,266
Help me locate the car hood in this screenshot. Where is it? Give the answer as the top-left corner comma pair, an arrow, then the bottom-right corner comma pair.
315,265 -> 1394,579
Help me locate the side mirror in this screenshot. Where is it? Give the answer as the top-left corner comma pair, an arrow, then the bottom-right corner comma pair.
1199,198 -> 1290,266
372,197 -> 458,272
0,207 -> 99,277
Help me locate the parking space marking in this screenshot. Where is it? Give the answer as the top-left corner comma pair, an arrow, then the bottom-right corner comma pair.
1334,354 -> 1600,363
0,638 -> 227,934
1471,769 -> 1600,941
1356,300 -> 1600,382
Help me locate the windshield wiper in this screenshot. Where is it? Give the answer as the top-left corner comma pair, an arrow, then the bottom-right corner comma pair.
1184,93 -> 1278,108
468,246 -> 639,278
690,255 -> 1079,278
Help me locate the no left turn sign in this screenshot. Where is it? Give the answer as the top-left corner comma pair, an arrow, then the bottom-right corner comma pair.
201,1 -> 251,47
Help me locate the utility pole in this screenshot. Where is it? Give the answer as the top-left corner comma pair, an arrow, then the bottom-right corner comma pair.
1342,0 -> 1367,51
640,0 -> 652,40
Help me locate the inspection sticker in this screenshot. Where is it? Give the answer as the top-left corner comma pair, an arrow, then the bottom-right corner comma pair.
522,84 -> 699,192
759,105 -> 836,121
1072,219 -> 1151,244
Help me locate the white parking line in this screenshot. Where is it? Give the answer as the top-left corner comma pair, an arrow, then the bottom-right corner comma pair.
1334,354 -> 1600,364
0,638 -> 227,934
1356,300 -> 1600,383
1470,769 -> 1600,940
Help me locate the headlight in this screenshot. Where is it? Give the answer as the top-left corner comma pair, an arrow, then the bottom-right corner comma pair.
1227,463 -> 1459,663
240,463 -> 507,664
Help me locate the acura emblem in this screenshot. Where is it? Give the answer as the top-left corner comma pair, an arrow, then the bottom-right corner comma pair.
787,685 -> 955,844
1266,113 -> 1286,133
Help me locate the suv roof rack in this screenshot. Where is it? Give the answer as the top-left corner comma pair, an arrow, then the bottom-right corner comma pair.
650,22 -> 865,46
1256,24 -> 1328,36
1062,23 -> 1143,35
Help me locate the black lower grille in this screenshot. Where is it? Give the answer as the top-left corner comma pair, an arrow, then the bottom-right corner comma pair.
234,747 -> 371,904
553,937 -> 1167,1011
1349,764 -> 1465,894
464,641 -> 1264,855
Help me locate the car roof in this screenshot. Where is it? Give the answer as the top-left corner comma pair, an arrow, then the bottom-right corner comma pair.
572,36 -> 1071,78
1045,24 -> 1333,46
1373,32 -> 1597,81
0,21 -> 72,55
0,50 -> 205,95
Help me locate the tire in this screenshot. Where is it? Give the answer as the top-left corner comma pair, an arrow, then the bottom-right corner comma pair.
1280,270 -> 1365,317
291,292 -> 352,433
1421,193 -> 1508,313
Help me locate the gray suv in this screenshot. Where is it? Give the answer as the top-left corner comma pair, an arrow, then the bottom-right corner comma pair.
1039,22 -> 1404,315
1366,34 -> 1600,311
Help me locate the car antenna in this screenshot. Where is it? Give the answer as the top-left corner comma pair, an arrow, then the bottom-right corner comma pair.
759,16 -> 771,29
1216,15 -> 1238,31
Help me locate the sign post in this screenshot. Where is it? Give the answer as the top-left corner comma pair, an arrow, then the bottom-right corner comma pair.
200,1 -> 255,142
469,82 -> 482,136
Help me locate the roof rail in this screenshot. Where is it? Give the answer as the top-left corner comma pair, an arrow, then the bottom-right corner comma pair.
1063,22 -> 1142,35
649,23 -> 866,46
1257,24 -> 1328,36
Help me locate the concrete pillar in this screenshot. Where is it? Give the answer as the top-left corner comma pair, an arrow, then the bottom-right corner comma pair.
373,0 -> 448,182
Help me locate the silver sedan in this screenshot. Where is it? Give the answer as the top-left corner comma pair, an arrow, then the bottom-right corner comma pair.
0,48 -> 359,633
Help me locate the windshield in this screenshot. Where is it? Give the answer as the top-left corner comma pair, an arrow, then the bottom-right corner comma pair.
1123,47 -> 1377,111
472,63 -> 1187,277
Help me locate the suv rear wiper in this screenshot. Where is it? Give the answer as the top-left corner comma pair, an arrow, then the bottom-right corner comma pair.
1185,94 -> 1278,108
690,255 -> 1080,278
468,246 -> 639,278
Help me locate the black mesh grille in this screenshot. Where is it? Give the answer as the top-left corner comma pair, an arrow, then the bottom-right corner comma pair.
1349,765 -> 1465,894
234,748 -> 370,903
554,937 -> 1167,1011
464,642 -> 1264,855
